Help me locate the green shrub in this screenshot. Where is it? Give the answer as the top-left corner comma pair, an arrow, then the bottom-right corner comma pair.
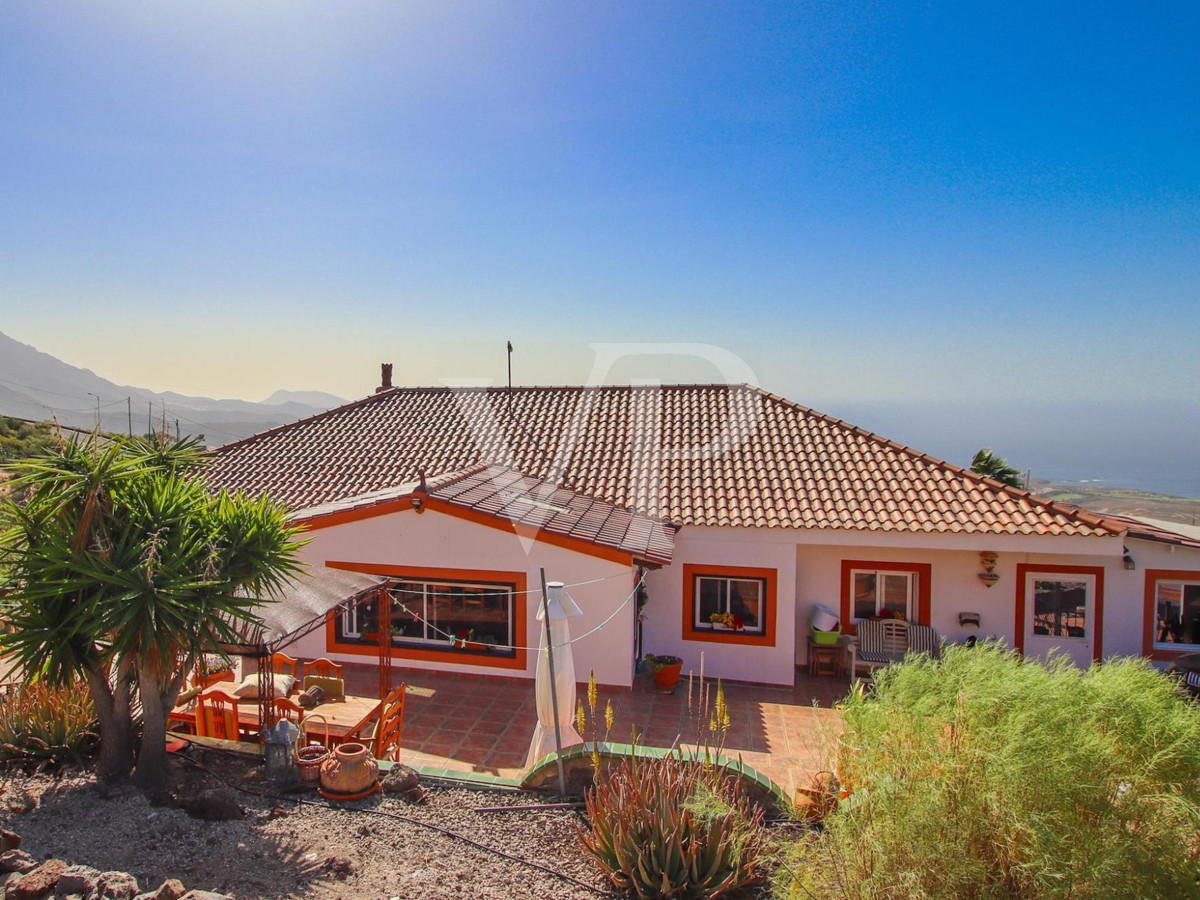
581,749 -> 768,898
0,681 -> 99,764
778,644 -> 1200,900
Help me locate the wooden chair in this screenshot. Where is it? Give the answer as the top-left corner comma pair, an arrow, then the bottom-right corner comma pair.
272,652 -> 300,681
192,662 -> 235,690
373,685 -> 407,761
196,687 -> 242,741
273,696 -> 306,726
304,658 -> 343,679
330,685 -> 407,760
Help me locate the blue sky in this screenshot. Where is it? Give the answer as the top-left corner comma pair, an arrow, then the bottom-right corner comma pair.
2,2 -> 1198,488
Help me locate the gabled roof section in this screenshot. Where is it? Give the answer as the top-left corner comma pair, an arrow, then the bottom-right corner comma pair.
206,384 -> 1118,538
292,463 -> 676,566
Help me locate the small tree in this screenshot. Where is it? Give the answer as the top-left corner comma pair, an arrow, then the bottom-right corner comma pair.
0,434 -> 304,791
970,447 -> 1023,488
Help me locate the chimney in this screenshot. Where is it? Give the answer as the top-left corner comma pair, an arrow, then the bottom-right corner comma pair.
376,363 -> 394,393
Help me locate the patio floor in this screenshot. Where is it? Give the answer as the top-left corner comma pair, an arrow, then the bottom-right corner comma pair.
339,662 -> 848,799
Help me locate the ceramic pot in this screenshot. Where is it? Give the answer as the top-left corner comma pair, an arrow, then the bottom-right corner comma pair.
652,661 -> 683,692
319,742 -> 380,800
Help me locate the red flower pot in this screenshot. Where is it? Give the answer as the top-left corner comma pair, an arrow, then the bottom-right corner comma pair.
652,661 -> 683,692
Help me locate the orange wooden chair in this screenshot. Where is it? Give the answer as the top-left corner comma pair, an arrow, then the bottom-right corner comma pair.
272,652 -> 301,681
192,661 -> 235,690
273,696 -> 306,726
304,658 -> 343,679
373,684 -> 406,761
196,687 -> 242,741
331,685 -> 407,760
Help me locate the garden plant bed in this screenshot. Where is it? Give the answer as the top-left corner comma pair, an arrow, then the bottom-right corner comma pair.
1,752 -> 612,899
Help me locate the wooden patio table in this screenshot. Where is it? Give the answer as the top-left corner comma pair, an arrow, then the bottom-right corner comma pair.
169,693 -> 381,744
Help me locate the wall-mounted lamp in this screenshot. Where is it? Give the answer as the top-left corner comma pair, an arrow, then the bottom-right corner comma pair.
978,551 -> 1000,587
1123,548 -> 1136,570
958,611 -> 981,628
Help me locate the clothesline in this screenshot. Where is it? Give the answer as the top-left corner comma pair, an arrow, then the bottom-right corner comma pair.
383,571 -> 646,653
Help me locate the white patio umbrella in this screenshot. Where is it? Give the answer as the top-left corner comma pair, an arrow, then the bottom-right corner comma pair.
526,581 -> 585,769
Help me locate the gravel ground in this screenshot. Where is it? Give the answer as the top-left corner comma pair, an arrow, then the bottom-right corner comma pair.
0,753 -> 613,899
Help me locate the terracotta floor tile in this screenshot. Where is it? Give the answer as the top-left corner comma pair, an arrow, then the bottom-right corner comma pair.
420,735 -> 465,757
459,731 -> 500,751
400,723 -> 436,742
322,661 -> 849,799
487,748 -> 529,767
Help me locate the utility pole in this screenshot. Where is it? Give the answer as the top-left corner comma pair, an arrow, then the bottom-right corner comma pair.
127,397 -> 132,437
87,392 -> 100,428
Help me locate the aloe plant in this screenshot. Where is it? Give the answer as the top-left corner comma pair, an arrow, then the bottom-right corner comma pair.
0,681 -> 98,763
580,749 -> 766,898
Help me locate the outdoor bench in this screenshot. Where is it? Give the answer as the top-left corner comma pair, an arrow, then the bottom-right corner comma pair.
848,619 -> 941,685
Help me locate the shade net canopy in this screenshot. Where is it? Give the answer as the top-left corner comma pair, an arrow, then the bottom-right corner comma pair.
220,566 -> 385,655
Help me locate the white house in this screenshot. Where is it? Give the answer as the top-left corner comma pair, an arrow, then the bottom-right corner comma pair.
205,377 -> 1200,688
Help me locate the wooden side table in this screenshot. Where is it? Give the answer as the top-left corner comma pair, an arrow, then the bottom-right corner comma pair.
807,635 -> 845,678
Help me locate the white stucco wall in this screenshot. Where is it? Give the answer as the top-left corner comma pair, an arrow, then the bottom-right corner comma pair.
284,506 -> 638,688
642,528 -> 799,686
638,523 -> 1199,684
278,507 -> 1200,690
1110,537 -> 1200,659
789,529 -> 1200,665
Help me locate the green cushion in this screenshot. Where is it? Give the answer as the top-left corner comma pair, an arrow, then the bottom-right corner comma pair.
303,675 -> 345,700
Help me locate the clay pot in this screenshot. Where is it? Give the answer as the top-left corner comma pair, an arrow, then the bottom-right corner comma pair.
319,742 -> 380,800
652,660 -> 683,692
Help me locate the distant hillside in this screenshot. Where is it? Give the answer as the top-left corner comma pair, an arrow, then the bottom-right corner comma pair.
262,389 -> 346,408
1032,479 -> 1200,528
0,331 -> 344,445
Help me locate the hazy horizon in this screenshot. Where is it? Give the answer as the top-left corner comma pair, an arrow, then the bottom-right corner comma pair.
1,3 -> 1196,494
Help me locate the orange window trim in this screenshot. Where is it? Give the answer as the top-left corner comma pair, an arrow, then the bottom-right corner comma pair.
681,564 -> 777,646
1142,568 -> 1200,661
1014,563 -> 1105,662
839,560 -> 932,634
297,496 -> 635,567
324,562 -> 528,671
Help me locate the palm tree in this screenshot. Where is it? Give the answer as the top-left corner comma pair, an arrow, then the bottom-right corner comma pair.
0,434 -> 304,791
970,447 -> 1024,489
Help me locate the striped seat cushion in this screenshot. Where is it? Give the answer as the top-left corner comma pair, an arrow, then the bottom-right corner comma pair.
856,620 -> 884,655
857,650 -> 906,665
908,624 -> 941,657
1186,670 -> 1200,690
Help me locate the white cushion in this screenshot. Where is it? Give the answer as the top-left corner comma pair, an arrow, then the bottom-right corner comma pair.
232,673 -> 295,699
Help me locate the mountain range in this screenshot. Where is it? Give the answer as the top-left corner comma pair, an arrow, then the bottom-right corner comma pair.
0,331 -> 345,445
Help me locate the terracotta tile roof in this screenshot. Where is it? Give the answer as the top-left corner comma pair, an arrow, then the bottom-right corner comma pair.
205,384 -> 1118,538
291,464 -> 676,566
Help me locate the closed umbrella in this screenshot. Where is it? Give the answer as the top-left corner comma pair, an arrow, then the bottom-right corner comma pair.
526,581 -> 584,769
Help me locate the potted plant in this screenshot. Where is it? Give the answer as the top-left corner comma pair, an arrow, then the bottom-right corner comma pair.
455,628 -> 485,652
708,612 -> 745,632
645,654 -> 684,692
